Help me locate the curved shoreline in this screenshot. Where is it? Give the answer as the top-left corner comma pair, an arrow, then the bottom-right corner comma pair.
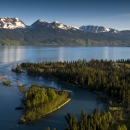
43,98 -> 71,116
20,98 -> 71,123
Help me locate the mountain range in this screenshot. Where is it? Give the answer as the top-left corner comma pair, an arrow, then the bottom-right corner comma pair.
0,17 -> 130,46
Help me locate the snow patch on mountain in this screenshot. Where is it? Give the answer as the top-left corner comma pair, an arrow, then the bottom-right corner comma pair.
0,17 -> 26,29
54,21 -> 60,23
79,25 -> 114,33
0,17 -> 122,34
38,19 -> 44,23
31,19 -> 79,30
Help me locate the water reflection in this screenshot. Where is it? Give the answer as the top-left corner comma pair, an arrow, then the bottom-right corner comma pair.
112,47 -> 116,60
58,47 -> 64,61
103,47 -> 109,59
0,46 -> 130,64
0,46 -> 25,63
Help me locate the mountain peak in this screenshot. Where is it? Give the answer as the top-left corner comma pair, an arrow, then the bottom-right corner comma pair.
53,21 -> 60,23
31,19 -> 49,27
79,25 -> 119,33
0,17 -> 122,33
31,19 -> 78,30
0,17 -> 26,29
38,19 -> 44,23
15,17 -> 20,21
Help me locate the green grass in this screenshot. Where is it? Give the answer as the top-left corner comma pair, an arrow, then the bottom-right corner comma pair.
2,81 -> 12,86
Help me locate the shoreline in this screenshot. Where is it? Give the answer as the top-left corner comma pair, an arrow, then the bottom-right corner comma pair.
27,74 -> 108,100
20,97 -> 71,123
43,98 -> 71,116
18,84 -> 72,123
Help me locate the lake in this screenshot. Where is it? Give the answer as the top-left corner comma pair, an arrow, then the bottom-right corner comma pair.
0,46 -> 130,130
0,46 -> 130,63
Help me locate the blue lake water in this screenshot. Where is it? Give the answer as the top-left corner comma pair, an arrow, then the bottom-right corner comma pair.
0,46 -> 130,130
0,46 -> 130,63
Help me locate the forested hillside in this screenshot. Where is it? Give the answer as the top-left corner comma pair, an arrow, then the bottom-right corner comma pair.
0,28 -> 130,46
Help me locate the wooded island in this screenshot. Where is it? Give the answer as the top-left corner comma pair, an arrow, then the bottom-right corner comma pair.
20,84 -> 71,123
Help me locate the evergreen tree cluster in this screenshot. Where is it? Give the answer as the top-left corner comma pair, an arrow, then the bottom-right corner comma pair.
20,84 -> 70,121
12,63 -> 22,73
22,59 -> 130,103
65,109 -> 127,130
25,84 -> 57,108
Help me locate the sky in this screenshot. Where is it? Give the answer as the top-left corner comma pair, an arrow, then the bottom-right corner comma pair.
0,0 -> 130,30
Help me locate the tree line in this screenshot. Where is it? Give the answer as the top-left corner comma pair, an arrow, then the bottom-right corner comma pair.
65,108 -> 127,130
21,59 -> 130,103
42,108 -> 127,130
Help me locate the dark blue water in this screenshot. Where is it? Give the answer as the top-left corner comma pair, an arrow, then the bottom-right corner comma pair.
0,46 -> 130,130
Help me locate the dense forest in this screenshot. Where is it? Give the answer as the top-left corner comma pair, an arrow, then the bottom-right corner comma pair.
42,108 -> 127,130
64,108 -> 127,130
20,59 -> 130,103
0,27 -> 130,46
13,59 -> 130,129
20,84 -> 70,122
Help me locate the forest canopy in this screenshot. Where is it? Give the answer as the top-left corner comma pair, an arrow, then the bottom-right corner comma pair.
21,59 -> 130,103
20,84 -> 70,122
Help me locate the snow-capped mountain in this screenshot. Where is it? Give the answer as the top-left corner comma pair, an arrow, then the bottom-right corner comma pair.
79,25 -> 119,33
0,17 -> 130,46
31,19 -> 78,30
0,17 -> 126,34
50,21 -> 78,30
0,17 -> 26,29
31,19 -> 50,28
0,17 -> 79,30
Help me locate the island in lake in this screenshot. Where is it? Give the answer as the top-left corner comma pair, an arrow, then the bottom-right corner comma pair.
19,84 -> 71,123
